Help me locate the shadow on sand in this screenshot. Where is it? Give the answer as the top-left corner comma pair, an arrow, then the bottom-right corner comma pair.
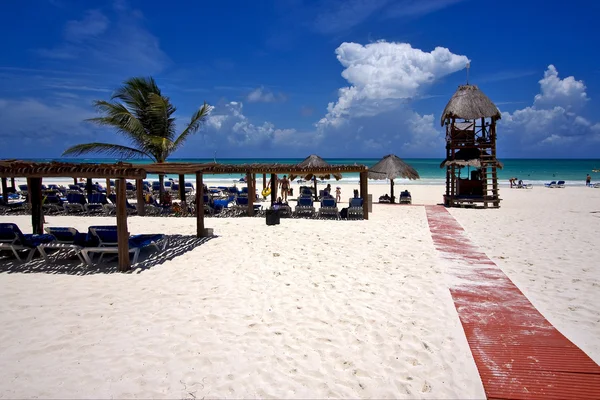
0,234 -> 216,275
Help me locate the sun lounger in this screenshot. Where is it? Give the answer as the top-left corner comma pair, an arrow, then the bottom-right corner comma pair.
81,226 -> 166,266
318,197 -> 339,219
544,181 -> 557,188
63,193 -> 87,213
556,180 -> 565,188
347,198 -> 364,220
0,223 -> 55,262
85,193 -> 108,213
38,227 -> 90,264
399,190 -> 412,204
295,196 -> 315,217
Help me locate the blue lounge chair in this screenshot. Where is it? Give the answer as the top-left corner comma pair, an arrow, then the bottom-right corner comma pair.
544,181 -> 557,188
105,194 -> 137,215
86,193 -> 108,213
38,227 -> 90,264
556,180 -> 565,188
399,190 -> 412,204
42,194 -> 64,213
295,196 -> 315,217
348,198 -> 364,219
185,182 -> 195,193
234,196 -> 262,215
318,197 -> 339,219
81,226 -> 166,266
64,193 -> 87,213
0,223 -> 55,262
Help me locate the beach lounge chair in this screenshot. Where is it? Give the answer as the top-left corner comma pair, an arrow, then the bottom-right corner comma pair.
347,198 -> 364,220
318,197 -> 339,219
38,227 -> 90,264
556,180 -> 565,188
104,194 -> 137,215
0,197 -> 27,213
86,193 -> 108,213
0,223 -> 55,262
63,193 -> 87,213
399,190 -> 412,204
42,194 -> 64,213
81,226 -> 166,266
232,196 -> 262,216
185,183 -> 195,193
295,196 -> 315,217
18,184 -> 28,198
544,181 -> 557,188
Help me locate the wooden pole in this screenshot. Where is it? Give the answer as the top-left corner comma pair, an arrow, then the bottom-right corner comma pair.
262,173 -> 266,190
359,171 -> 369,220
28,177 -> 44,235
178,174 -> 186,203
10,177 -> 15,189
270,174 -> 276,206
136,178 -> 145,216
106,178 -> 111,196
1,177 -> 8,204
116,178 -> 130,272
390,179 -> 395,204
86,178 -> 93,197
73,177 -> 77,185
247,172 -> 254,216
313,177 -> 318,202
196,172 -> 205,238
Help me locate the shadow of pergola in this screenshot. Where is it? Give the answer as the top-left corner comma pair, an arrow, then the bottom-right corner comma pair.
0,234 -> 216,275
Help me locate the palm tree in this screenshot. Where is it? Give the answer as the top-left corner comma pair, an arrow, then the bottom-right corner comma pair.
63,76 -> 211,202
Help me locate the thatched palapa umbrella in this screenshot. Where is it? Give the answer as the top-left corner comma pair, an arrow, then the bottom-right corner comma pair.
368,154 -> 419,203
290,154 -> 342,201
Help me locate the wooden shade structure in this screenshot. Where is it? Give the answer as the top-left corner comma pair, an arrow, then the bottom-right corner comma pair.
440,85 -> 502,208
1,159 -> 372,271
368,154 -> 419,203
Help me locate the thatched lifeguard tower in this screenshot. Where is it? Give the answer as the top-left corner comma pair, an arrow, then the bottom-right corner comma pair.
440,85 -> 502,208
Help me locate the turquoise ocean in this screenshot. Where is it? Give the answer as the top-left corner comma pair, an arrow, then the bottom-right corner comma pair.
23,158 -> 600,187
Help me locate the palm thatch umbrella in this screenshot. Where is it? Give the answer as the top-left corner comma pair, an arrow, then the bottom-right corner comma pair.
368,154 -> 419,203
290,154 -> 342,201
440,85 -> 501,126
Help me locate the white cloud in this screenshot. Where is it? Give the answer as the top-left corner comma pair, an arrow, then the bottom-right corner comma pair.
500,65 -> 597,153
246,86 -> 286,103
317,41 -> 468,129
206,102 -> 302,147
64,10 -> 109,42
533,65 -> 588,110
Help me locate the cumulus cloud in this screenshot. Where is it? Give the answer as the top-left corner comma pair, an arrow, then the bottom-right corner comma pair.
533,65 -> 588,110
500,65 -> 598,155
317,41 -> 469,129
205,102 -> 304,148
246,86 -> 287,103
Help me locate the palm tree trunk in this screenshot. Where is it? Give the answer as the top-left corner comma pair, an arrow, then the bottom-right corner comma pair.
159,174 -> 165,204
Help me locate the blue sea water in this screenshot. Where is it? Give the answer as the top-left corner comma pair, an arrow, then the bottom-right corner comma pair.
23,157 -> 600,186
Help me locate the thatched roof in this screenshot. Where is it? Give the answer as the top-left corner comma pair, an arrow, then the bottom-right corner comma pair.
368,154 -> 420,180
289,155 -> 343,181
440,148 -> 503,169
440,85 -> 501,126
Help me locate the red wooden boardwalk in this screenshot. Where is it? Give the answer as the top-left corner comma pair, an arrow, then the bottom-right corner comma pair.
425,205 -> 600,400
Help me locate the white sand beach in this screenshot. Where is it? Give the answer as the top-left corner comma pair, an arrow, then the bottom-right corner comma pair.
1,183 -> 599,399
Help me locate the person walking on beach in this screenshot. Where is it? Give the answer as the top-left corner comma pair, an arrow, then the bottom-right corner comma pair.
335,186 -> 341,203
279,175 -> 290,201
586,174 -> 591,186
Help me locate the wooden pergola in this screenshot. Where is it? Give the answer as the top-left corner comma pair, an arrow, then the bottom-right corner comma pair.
1,160 -> 370,272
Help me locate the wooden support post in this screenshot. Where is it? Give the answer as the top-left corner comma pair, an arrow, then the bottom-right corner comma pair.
73,177 -> 77,185
10,177 -> 16,189
270,174 -> 276,206
359,171 -> 369,220
246,172 -> 254,216
263,173 -> 266,190
390,179 -> 395,204
106,178 -> 111,196
86,178 -> 93,197
178,174 -> 186,203
313,177 -> 318,202
252,174 -> 256,194
28,177 -> 44,235
136,178 -> 145,216
1,177 -> 8,204
196,172 -> 205,238
116,178 -> 130,272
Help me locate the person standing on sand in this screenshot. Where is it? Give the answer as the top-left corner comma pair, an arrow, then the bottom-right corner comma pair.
335,186 -> 341,202
586,174 -> 591,186
279,175 -> 290,201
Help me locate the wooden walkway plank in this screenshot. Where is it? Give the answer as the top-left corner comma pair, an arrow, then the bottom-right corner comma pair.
425,205 -> 600,400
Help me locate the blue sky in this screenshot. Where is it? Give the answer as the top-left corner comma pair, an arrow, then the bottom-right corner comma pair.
1,0 -> 599,159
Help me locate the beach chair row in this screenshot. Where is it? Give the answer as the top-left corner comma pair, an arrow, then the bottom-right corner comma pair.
0,223 -> 166,266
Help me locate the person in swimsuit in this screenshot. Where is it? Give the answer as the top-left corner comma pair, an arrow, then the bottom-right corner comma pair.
279,175 -> 290,201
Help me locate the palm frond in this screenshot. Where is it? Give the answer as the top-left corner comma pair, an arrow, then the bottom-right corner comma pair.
143,136 -> 174,163
147,93 -> 177,141
62,143 -> 152,160
172,102 -> 212,152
